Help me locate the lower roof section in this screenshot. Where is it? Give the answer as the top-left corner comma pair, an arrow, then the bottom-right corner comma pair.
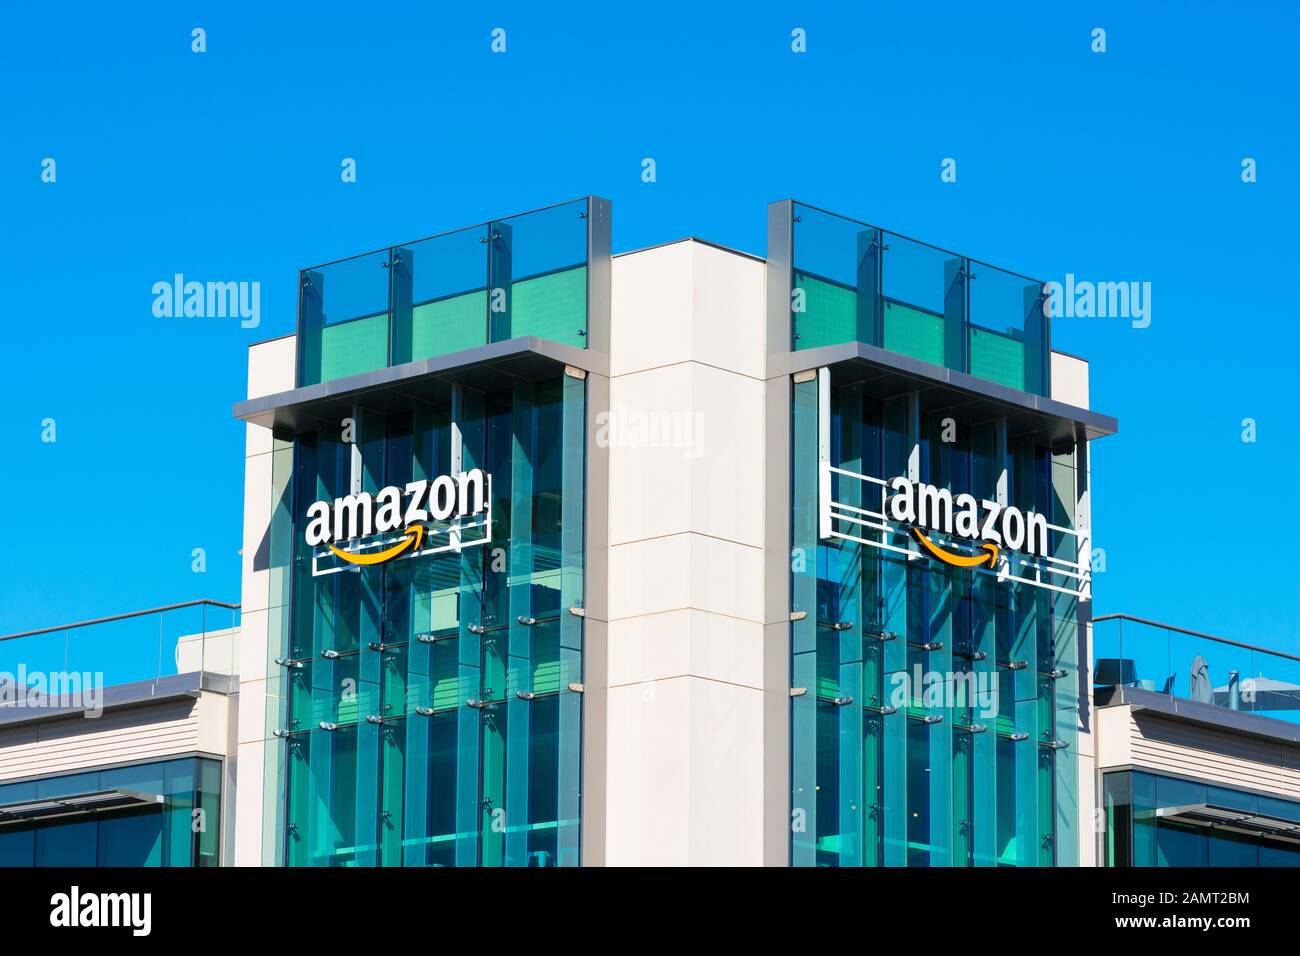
776,341 -> 1118,448
232,336 -> 606,433
1096,684 -> 1300,747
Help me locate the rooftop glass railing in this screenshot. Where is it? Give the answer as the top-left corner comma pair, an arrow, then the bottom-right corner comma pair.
0,600 -> 240,700
782,201 -> 1050,396
296,197 -> 606,387
1093,614 -> 1300,727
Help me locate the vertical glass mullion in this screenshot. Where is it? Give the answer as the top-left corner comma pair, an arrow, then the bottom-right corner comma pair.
453,386 -> 486,866
390,246 -> 413,366
880,395 -> 913,866
835,385 -> 864,867
504,381 -> 535,867
969,426 -> 998,866
790,376 -> 819,866
943,257 -> 966,374
350,413 -> 385,867
556,372 -> 586,866
403,571 -> 433,867
297,270 -> 323,387
488,221 -> 513,342
478,392 -> 511,866
1051,447 -> 1080,866
859,398 -> 884,866
1009,436 -> 1040,866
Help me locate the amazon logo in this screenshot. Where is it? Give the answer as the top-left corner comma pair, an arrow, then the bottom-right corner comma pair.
304,468 -> 489,568
885,476 -> 1049,570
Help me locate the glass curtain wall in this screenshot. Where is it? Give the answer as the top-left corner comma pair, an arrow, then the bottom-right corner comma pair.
1103,770 -> 1300,866
264,373 -> 585,866
0,757 -> 222,867
790,375 -> 1080,866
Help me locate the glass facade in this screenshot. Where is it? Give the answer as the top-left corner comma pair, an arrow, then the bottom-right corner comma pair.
262,373 -> 587,866
1103,770 -> 1300,866
297,199 -> 594,387
0,757 -> 222,867
787,203 -> 1050,396
790,376 -> 1082,866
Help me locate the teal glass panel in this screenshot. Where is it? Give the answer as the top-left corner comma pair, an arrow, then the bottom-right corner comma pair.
491,200 -> 588,347
791,204 -> 881,350
162,758 -> 195,867
1102,770 -> 1132,866
881,234 -> 964,370
298,249 -> 391,387
968,263 -> 1047,394
195,757 -> 222,866
402,224 -> 489,363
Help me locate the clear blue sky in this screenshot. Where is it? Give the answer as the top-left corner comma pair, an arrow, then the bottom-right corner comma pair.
2,1 -> 1297,654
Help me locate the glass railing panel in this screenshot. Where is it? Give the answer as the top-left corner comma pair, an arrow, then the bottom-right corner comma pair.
0,604 -> 240,710
791,203 -> 878,350
66,615 -> 164,687
491,199 -> 588,347
880,233 -> 964,370
396,224 -> 489,365
1240,647 -> 1300,723
1093,617 -> 1300,726
968,262 -> 1047,394
298,249 -> 392,387
1179,633 -> 1253,708
0,631 -> 67,698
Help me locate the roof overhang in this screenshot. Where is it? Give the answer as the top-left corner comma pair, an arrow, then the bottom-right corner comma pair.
233,337 -> 607,433
774,341 -> 1117,449
1156,803 -> 1300,845
1095,684 -> 1300,746
0,788 -> 165,826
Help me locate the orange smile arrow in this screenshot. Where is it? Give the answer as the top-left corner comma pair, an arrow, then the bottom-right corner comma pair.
328,524 -> 425,566
910,528 -> 999,569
